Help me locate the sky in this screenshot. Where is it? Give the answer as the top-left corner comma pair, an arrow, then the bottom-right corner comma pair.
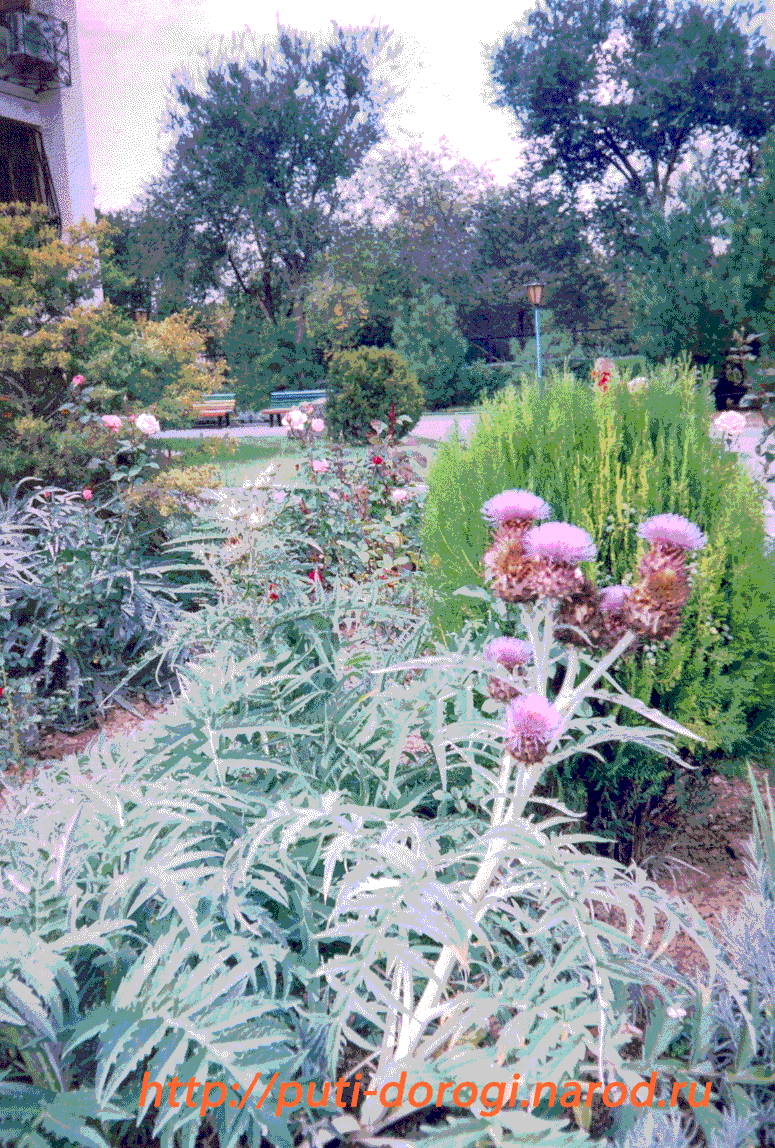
76,0 -> 535,214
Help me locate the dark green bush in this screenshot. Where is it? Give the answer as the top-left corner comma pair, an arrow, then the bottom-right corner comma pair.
391,285 -> 470,410
324,346 -> 424,443
421,360 -> 775,851
222,304 -> 326,412
0,480 -> 216,729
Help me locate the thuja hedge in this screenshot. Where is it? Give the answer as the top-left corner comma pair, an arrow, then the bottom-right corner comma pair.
421,361 -> 775,772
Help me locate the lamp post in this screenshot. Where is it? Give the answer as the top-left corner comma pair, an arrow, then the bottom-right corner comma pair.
526,281 -> 544,393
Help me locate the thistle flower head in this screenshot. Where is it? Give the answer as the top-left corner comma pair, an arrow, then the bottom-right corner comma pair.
522,522 -> 598,565
504,692 -> 564,764
481,490 -> 552,525
484,637 -> 534,670
599,584 -> 632,614
637,514 -> 707,552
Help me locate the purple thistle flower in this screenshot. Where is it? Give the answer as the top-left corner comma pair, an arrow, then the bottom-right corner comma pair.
504,692 -> 564,764
522,522 -> 598,565
599,584 -> 632,614
637,514 -> 707,552
484,637 -> 534,670
481,490 -> 552,525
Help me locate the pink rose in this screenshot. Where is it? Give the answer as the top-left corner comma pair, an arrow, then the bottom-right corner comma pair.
391,487 -> 410,504
82,488 -> 93,500
135,412 -> 161,436
282,409 -> 307,432
311,418 -> 325,434
101,414 -> 123,432
71,375 -> 86,388
311,459 -> 329,473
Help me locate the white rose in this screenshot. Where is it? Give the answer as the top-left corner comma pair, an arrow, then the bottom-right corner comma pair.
281,408 -> 307,431
135,412 -> 161,436
714,411 -> 746,438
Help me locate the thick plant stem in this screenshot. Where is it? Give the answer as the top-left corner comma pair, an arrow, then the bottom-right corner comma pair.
362,753 -> 545,1131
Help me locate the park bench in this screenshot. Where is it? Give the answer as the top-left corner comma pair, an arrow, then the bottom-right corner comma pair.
191,393 -> 236,427
261,388 -> 327,426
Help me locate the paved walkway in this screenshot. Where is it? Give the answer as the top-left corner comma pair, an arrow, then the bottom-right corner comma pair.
152,412 -> 477,443
153,411 -> 775,540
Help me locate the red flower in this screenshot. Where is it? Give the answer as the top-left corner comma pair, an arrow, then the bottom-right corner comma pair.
268,584 -> 279,601
372,455 -> 383,465
0,687 -> 3,699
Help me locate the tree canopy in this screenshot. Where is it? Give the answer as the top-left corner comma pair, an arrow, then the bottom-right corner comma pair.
133,22 -> 407,334
488,0 -> 775,214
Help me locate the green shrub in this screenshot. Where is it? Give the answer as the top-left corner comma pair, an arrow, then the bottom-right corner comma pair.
0,205 -> 218,436
508,309 -> 590,381
421,360 -> 775,849
0,416 -> 120,491
454,360 -> 523,405
391,284 -> 470,410
0,480 -> 217,728
324,346 -> 424,443
222,303 -> 326,412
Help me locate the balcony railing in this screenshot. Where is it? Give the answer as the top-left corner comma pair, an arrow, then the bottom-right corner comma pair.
0,2 -> 71,94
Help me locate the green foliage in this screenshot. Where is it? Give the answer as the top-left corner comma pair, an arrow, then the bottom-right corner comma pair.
222,302 -> 326,412
391,284 -> 470,410
508,309 -> 590,380
0,204 -> 225,455
472,175 -> 618,337
0,480 -> 216,729
624,190 -> 736,389
208,431 -> 428,596
0,416 -> 121,491
140,23 -> 401,325
421,361 -> 775,844
0,203 -> 107,423
0,571 -> 741,1148
488,0 -> 775,213
324,346 -> 424,443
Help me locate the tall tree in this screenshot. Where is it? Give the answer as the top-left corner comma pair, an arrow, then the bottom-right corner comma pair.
488,0 -> 775,218
326,137 -> 497,311
137,21 -> 406,337
471,174 -> 617,342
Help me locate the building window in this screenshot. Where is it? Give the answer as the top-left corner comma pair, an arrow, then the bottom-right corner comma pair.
0,116 -> 60,227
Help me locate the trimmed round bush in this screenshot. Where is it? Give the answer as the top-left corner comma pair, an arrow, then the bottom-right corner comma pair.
323,346 -> 424,444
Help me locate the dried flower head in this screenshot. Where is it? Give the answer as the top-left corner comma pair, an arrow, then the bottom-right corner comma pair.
555,575 -> 608,648
483,532 -> 540,603
481,490 -> 552,526
504,692 -> 564,765
637,514 -> 707,552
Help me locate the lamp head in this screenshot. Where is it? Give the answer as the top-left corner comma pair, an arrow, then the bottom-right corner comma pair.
526,281 -> 543,307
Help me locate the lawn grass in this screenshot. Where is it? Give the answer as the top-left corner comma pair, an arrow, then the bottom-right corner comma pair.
153,432 -> 443,490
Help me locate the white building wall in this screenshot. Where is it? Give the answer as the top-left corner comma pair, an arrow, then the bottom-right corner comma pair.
0,0 -> 96,230
39,0 -> 94,231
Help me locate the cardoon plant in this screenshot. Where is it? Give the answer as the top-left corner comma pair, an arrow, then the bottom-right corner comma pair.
322,493 -> 732,1140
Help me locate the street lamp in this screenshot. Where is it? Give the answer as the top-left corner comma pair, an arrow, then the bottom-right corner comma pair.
525,281 -> 544,391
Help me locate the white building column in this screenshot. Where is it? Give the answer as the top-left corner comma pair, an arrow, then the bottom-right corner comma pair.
36,0 -> 94,231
